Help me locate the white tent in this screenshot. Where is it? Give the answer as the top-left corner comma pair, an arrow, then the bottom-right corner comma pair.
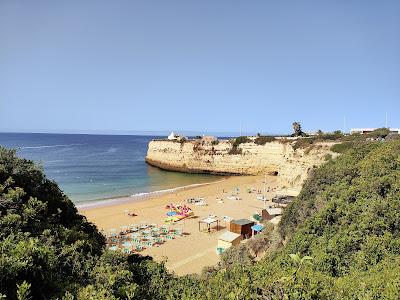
168,131 -> 176,140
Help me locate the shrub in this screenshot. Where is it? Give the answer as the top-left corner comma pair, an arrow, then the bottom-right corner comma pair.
292,138 -> 314,150
366,128 -> 390,139
254,136 -> 276,145
228,147 -> 242,155
331,142 -> 354,153
228,136 -> 250,155
232,136 -> 251,147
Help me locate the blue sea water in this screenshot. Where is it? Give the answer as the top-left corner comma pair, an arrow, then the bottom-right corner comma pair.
0,133 -> 220,204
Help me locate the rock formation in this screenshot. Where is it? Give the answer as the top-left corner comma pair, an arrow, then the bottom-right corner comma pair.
145,138 -> 337,191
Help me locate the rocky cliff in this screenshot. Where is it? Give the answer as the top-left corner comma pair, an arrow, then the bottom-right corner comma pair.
145,138 -> 337,190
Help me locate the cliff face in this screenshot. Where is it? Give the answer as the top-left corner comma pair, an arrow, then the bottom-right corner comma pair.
145,139 -> 337,190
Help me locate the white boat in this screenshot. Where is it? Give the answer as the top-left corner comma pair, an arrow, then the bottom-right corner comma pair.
257,195 -> 267,201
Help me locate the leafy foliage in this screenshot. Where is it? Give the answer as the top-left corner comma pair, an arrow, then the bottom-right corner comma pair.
254,136 -> 276,145
0,148 -> 171,299
231,136 -> 250,147
228,136 -> 250,154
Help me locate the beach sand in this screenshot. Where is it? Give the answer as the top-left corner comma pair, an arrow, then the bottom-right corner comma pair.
80,175 -> 280,276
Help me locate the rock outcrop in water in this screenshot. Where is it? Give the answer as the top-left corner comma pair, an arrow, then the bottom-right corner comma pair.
145,138 -> 337,191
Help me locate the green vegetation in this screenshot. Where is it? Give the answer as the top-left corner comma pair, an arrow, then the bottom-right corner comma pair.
292,131 -> 344,150
228,136 -> 250,154
2,137 -> 400,299
231,136 -> 251,147
0,148 -> 172,299
227,147 -> 242,155
329,128 -> 393,154
293,128 -> 394,152
330,142 -> 354,153
254,135 -> 276,145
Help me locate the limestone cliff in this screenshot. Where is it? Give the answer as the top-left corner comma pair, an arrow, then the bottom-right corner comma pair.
145,138 -> 337,191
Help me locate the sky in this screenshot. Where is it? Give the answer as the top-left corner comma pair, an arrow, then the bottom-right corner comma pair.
0,1 -> 399,135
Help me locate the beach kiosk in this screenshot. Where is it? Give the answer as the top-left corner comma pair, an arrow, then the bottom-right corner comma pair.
229,219 -> 254,239
199,217 -> 219,233
217,231 -> 242,254
261,208 -> 283,221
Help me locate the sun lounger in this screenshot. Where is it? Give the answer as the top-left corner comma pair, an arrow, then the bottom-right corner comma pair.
173,229 -> 183,236
227,196 -> 241,200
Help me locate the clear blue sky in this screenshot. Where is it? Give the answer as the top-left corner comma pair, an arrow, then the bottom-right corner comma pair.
1,1 -> 399,135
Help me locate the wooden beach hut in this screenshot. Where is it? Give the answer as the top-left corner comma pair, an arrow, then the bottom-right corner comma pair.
217,231 -> 242,251
261,208 -> 283,221
229,219 -> 254,239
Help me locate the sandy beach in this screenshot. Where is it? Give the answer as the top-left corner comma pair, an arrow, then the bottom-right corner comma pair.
80,175 -> 281,275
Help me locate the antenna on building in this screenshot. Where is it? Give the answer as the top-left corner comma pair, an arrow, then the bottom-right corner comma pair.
343,116 -> 346,133
240,121 -> 243,136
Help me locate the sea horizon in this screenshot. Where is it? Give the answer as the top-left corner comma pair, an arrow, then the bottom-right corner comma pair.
0,129 -> 285,138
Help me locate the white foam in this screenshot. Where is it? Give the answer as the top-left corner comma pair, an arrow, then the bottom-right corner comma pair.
76,179 -> 226,210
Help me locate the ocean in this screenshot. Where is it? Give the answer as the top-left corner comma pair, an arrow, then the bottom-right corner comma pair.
0,133 -> 221,205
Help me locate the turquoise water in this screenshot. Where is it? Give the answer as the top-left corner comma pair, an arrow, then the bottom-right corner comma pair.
0,133 -> 221,204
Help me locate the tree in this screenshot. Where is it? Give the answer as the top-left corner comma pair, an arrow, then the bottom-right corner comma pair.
292,122 -> 304,137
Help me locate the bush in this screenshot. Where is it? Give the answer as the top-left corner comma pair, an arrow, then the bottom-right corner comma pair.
228,136 -> 250,155
367,128 -> 390,139
0,148 -> 173,300
254,136 -> 276,145
232,136 -> 251,147
331,142 -> 354,153
228,147 -> 242,155
292,138 -> 314,150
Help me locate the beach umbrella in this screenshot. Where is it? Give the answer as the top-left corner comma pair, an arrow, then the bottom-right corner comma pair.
122,241 -> 133,248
